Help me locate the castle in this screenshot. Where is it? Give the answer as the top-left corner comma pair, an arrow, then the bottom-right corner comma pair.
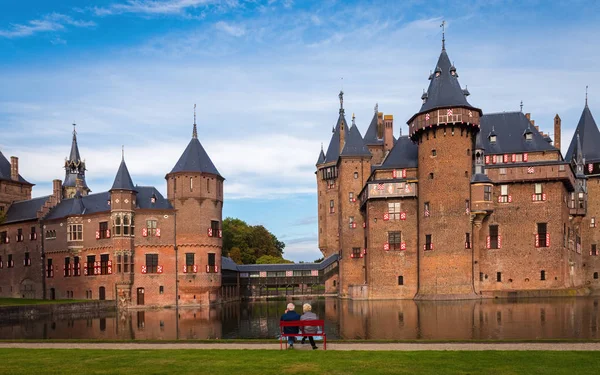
316,38 -> 600,300
0,118 -> 227,308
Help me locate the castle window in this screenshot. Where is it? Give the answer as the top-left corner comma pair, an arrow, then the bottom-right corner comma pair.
17,228 -> 23,242
465,199 -> 470,214
432,149 -> 437,157
591,217 -> 596,228
499,185 -> 509,203
499,168 -> 506,175
592,244 -> 597,256
354,172 -> 358,179
0,231 -> 7,244
329,200 -> 335,214
489,225 -> 499,249
74,256 -> 80,276
541,270 -> 546,281
99,222 -> 108,239
100,254 -> 109,275
186,253 -> 195,268
465,233 -> 471,249
64,257 -> 70,277
398,276 -> 404,286
352,247 -> 361,258
349,192 -> 354,202
30,226 -> 36,241
388,202 -> 401,220
489,135 -> 497,143
429,173 -> 434,180
146,254 -> 158,274
424,202 -> 430,217
208,253 -> 216,270
525,132 -> 533,141
207,179 -> 210,193
479,272 -> 484,282
8,254 -> 14,268
211,220 -> 220,235
190,177 -> 193,192
497,272 -> 502,282
349,216 -> 355,229
425,234 -> 433,250
146,220 -> 157,236
579,192 -> 585,209
594,272 -> 599,279
123,254 -> 130,273
117,255 -> 122,273
388,231 -> 401,250
86,255 -> 95,276
484,186 -> 492,201
24,252 -> 30,267
537,223 -> 548,247
68,224 -> 83,241
123,215 -> 130,236
115,216 -> 122,235
46,258 -> 52,277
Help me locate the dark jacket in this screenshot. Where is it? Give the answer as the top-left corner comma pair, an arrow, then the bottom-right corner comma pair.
281,310 -> 301,334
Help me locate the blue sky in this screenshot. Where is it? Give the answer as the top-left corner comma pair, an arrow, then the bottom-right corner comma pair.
1,0 -> 599,262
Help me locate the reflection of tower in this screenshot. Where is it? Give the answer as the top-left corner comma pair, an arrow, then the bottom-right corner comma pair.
63,124 -> 90,198
407,38 -> 482,298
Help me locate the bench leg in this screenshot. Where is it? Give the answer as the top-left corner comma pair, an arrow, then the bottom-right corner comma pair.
324,335 -> 326,350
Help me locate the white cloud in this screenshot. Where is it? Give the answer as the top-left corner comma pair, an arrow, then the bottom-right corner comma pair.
92,0 -> 218,16
0,13 -> 95,39
215,21 -> 246,37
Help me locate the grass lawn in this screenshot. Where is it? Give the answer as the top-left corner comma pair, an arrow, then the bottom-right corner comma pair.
0,349 -> 598,375
0,298 -> 90,306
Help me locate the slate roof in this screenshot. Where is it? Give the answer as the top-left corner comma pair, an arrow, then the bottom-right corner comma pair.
363,112 -> 383,145
3,195 -> 50,224
409,47 -> 479,123
324,113 -> 349,164
236,254 -> 339,272
111,159 -> 135,191
379,136 -> 418,170
0,150 -> 31,184
170,136 -> 221,177
316,147 -> 325,166
221,256 -> 238,271
63,129 -> 88,189
63,173 -> 89,189
471,174 -> 491,183
340,123 -> 371,157
565,105 -> 600,163
43,187 -> 172,221
479,112 -> 557,154
69,131 -> 81,165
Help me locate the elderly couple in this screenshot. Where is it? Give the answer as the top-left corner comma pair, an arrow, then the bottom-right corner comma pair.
280,302 -> 319,350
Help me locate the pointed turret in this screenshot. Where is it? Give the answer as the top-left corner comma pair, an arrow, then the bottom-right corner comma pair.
316,144 -> 326,166
340,114 -> 371,157
63,124 -> 90,198
170,115 -> 222,177
364,104 -> 383,145
111,152 -> 135,191
323,92 -> 350,164
565,104 -> 600,164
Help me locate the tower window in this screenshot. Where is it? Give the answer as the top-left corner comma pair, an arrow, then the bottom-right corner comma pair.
465,233 -> 471,249
354,172 -> 358,179
398,276 -> 404,286
525,132 -> 533,141
484,186 -> 492,201
537,223 -> 548,247
541,270 -> 546,281
594,272 -> 599,279
190,177 -> 193,192
489,225 -> 499,249
489,135 -> 497,143
497,272 -> 502,282
592,244 -> 598,256
424,202 -> 430,217
388,231 -> 402,250
425,234 -> 433,250
432,149 -> 437,157
429,173 -> 434,180
329,200 -> 335,214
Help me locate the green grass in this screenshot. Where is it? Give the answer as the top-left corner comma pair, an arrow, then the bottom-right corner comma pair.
0,298 -> 90,306
0,349 -> 598,374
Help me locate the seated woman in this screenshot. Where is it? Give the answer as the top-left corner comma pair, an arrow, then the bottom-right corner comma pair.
300,303 -> 319,350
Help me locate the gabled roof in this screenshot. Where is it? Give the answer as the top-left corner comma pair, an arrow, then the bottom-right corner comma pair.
43,187 -> 172,221
340,123 -> 371,157
565,105 -> 600,163
379,136 -> 418,170
324,113 -> 349,164
170,137 -> 221,177
111,159 -> 135,191
0,150 -> 31,184
3,195 -> 50,224
221,256 -> 238,271
479,112 -> 557,154
409,46 -> 480,123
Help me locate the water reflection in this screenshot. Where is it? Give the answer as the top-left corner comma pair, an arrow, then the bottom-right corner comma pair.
1,297 -> 599,340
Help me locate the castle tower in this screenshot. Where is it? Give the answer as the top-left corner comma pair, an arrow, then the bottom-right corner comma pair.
63,125 -> 90,199
406,38 -> 482,298
166,109 -> 224,305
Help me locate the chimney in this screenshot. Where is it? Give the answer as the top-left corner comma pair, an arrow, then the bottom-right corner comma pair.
53,179 -> 62,203
377,112 -> 384,139
525,113 -> 531,121
554,114 -> 561,150
384,115 -> 394,152
75,178 -> 82,194
10,157 -> 18,181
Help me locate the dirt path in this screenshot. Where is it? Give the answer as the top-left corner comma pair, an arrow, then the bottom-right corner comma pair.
1,342 -> 599,351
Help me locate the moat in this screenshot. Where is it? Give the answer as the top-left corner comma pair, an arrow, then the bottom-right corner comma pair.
1,297 -> 599,340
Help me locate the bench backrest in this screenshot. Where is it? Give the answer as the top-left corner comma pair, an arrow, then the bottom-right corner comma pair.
280,320 -> 324,327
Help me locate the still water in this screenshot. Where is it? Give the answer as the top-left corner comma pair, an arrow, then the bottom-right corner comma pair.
1,297 -> 599,340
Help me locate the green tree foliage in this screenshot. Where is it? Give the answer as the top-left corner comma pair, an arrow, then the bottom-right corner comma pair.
313,257 -> 324,263
255,255 -> 293,264
222,217 -> 288,264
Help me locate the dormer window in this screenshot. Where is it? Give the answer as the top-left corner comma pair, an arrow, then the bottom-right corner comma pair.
450,65 -> 457,76
150,194 -> 157,204
489,135 -> 497,143
435,66 -> 441,77
525,132 -> 533,141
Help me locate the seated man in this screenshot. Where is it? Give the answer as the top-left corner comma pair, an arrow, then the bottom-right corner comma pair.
280,302 -> 301,349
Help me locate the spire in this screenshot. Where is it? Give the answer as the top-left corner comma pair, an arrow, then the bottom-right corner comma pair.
69,123 -> 81,164
352,113 -> 356,126
63,123 -> 89,193
316,143 -> 326,165
520,100 -> 523,112
111,155 -> 135,191
374,103 -> 378,114
440,20 -> 446,51
565,103 -> 600,163
121,145 -> 124,161
193,104 -> 198,139
586,85 -> 589,108
339,90 -> 344,114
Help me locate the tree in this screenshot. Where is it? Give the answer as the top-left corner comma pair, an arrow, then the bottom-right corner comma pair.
313,257 -> 324,263
256,255 -> 293,264
222,217 -> 287,264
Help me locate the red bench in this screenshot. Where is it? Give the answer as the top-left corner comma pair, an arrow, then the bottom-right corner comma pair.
279,320 -> 327,350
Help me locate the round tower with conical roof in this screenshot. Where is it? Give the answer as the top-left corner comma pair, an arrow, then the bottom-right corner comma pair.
407,41 -> 482,298
166,112 -> 224,306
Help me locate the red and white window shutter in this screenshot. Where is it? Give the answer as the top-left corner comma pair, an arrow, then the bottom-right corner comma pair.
208,228 -> 213,237
142,228 -> 148,237
141,265 -> 147,274
156,228 -> 161,237
383,213 -> 390,221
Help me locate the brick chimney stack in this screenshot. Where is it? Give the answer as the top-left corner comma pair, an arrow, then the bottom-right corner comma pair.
53,179 -> 62,203
10,157 -> 18,181
554,114 -> 561,151
383,115 -> 394,152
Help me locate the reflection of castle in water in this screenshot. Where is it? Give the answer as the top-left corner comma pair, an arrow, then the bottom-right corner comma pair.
1,298 -> 598,340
